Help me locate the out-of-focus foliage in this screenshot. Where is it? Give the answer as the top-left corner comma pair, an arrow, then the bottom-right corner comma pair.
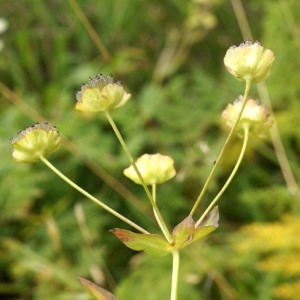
228,215 -> 300,300
1,0 -> 300,299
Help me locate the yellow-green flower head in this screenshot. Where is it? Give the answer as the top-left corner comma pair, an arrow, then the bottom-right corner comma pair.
75,74 -> 131,113
123,153 -> 176,185
11,123 -> 61,162
222,96 -> 273,138
224,41 -> 275,83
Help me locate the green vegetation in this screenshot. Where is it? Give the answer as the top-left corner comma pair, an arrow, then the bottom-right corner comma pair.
1,0 -> 300,299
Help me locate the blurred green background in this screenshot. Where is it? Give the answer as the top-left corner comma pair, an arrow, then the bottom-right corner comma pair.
1,0 -> 300,299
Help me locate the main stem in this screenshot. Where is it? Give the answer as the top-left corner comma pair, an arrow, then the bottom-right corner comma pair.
190,79 -> 252,216
105,111 -> 172,243
38,155 -> 149,234
196,125 -> 249,227
171,250 -> 180,300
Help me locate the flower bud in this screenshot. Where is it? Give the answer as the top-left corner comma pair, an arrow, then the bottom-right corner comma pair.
11,123 -> 61,162
123,153 -> 176,185
224,41 -> 275,83
222,96 -> 273,138
75,74 -> 131,113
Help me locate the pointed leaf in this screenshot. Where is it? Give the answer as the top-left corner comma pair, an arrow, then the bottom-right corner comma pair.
172,216 -> 195,249
193,225 -> 217,242
78,277 -> 116,300
198,206 -> 219,227
193,206 -> 219,242
110,228 -> 171,257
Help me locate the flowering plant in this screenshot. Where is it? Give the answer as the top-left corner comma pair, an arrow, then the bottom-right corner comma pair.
11,41 -> 275,299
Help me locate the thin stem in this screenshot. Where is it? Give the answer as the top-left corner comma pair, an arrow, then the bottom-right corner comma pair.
68,0 -> 111,62
105,112 -> 153,203
190,79 -> 252,216
230,0 -> 253,40
38,155 -> 149,234
170,250 -> 180,300
151,184 -> 170,240
152,184 -> 157,203
105,111 -> 172,242
231,0 -> 299,197
196,126 -> 249,227
256,84 -> 299,197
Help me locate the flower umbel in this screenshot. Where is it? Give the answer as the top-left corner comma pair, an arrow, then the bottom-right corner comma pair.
75,74 -> 131,113
222,96 -> 273,138
124,153 -> 176,185
224,41 -> 275,83
11,123 -> 61,162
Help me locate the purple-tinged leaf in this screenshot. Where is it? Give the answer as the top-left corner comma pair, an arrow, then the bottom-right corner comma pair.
78,277 -> 116,300
172,216 -> 195,249
110,228 -> 171,257
198,206 -> 219,227
193,226 -> 217,242
193,206 -> 219,242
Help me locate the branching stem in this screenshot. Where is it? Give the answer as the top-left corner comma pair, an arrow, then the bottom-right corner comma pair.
196,125 -> 249,227
105,112 -> 172,243
39,155 -> 149,234
190,79 -> 252,216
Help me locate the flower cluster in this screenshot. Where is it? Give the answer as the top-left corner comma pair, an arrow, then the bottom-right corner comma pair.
124,153 -> 176,185
222,97 -> 273,138
11,123 -> 61,162
224,41 -> 275,83
75,74 -> 131,113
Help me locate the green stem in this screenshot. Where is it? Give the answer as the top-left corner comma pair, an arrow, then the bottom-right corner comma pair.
68,0 -> 111,62
196,125 -> 249,227
151,184 -> 170,240
170,250 -> 180,300
190,79 -> 252,216
105,111 -> 172,243
231,0 -> 299,198
38,155 -> 149,234
152,184 -> 157,203
151,184 -> 160,229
